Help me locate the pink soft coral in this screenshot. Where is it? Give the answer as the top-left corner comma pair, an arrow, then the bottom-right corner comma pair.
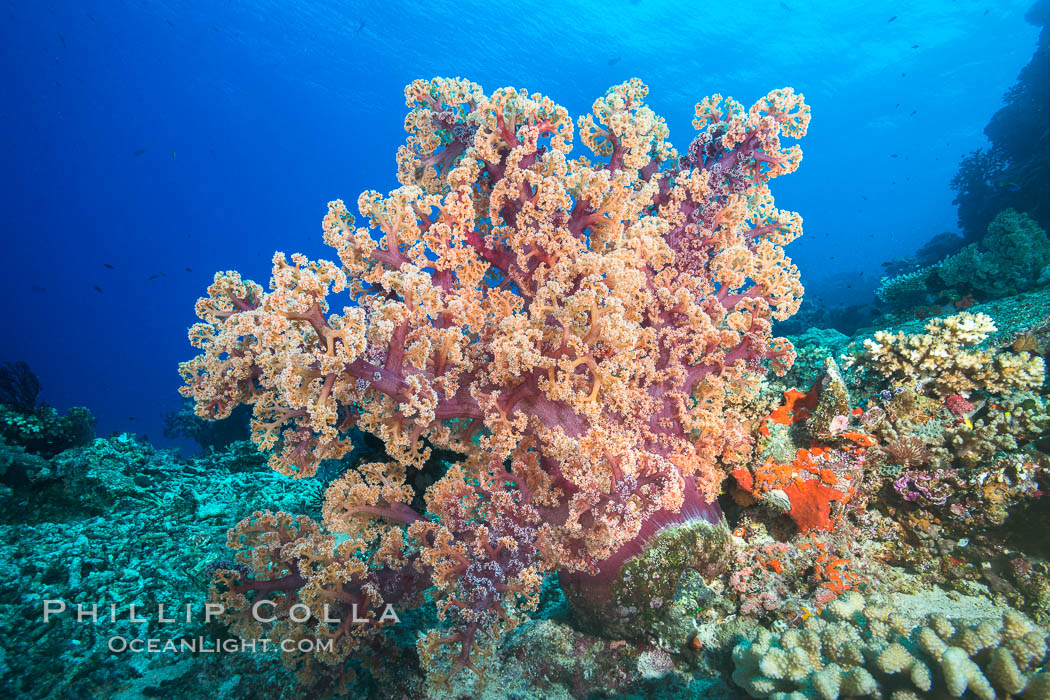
182,76 -> 810,685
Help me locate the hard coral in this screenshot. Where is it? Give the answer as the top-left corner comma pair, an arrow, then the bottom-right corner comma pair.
860,312 -> 1045,398
732,592 -> 1050,700
936,210 -> 1050,299
180,76 -> 810,687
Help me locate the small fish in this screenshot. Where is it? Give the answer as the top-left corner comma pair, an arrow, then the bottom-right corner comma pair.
355,21 -> 365,32
607,56 -> 621,66
862,195 -> 869,200
93,285 -> 103,293
185,267 -> 193,272
901,72 -> 906,77
128,416 -> 136,421
909,110 -> 917,116
963,418 -> 973,430
997,180 -> 1021,192
103,263 -> 114,269
911,44 -> 919,49
88,14 -> 96,21
148,274 -> 161,280
890,153 -> 898,158
780,1 -> 791,10
58,32 -> 66,48
888,15 -> 896,22
895,103 -> 900,108
172,151 -> 176,159
167,19 -> 175,27
31,284 -> 46,292
984,8 -> 989,15
133,148 -> 146,157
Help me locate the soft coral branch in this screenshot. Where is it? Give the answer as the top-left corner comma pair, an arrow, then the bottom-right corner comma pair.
184,76 -> 809,689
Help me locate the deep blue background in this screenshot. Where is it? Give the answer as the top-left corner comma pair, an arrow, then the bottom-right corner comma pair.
0,0 -> 1039,449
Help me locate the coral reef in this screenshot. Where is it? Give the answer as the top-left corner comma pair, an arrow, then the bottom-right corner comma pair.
876,265 -> 937,310
0,435 -> 323,698
561,516 -> 731,644
730,370 -> 873,537
731,592 -> 1049,699
0,403 -> 95,459
782,328 -> 851,388
7,69 -> 1042,700
874,211 -> 1050,319
0,361 -> 95,460
936,210 -> 1050,300
178,75 -> 812,688
951,0 -> 1050,240
858,312 -> 1044,398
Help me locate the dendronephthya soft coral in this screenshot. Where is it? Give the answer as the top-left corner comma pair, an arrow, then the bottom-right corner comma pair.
179,76 -> 810,690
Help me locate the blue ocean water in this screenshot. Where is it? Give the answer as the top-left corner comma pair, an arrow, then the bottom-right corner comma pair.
0,0 -> 1039,448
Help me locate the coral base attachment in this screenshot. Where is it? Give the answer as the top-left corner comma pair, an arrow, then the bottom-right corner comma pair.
561,512 -> 731,643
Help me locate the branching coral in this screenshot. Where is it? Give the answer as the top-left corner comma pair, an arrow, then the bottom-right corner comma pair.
859,312 -> 1045,398
875,266 -> 936,311
180,76 -> 810,685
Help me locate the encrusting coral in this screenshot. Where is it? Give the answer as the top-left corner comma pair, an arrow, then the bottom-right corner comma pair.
730,369 -> 873,536
179,76 -> 811,687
